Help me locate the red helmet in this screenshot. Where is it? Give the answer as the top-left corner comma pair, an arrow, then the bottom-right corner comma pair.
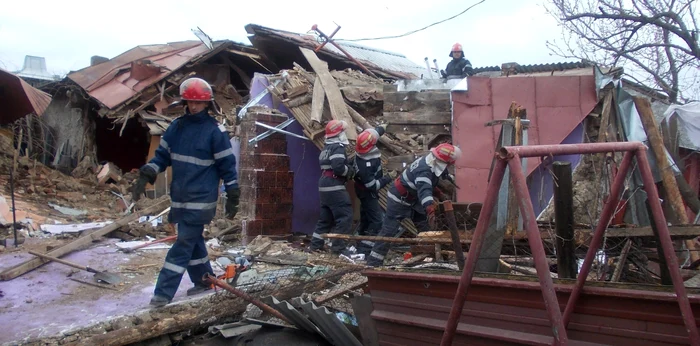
431,143 -> 462,164
325,120 -> 347,138
356,129 -> 379,154
180,77 -> 213,101
449,43 -> 464,58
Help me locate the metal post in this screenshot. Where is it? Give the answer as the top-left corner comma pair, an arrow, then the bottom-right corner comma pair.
635,150 -> 700,344
440,159 -> 507,346
508,156 -> 568,345
443,201 -> 465,270
553,161 -> 576,279
9,168 -> 18,247
562,150 -> 634,327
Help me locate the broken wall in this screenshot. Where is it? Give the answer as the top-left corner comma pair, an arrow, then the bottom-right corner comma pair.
249,75 -> 322,235
238,108 -> 293,244
41,91 -> 96,172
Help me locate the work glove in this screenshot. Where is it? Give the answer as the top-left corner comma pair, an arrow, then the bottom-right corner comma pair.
433,187 -> 447,201
379,175 -> 393,189
346,164 -> 357,180
131,165 -> 157,202
387,170 -> 398,179
376,125 -> 387,136
440,70 -> 447,78
426,204 -> 437,231
225,187 -> 240,219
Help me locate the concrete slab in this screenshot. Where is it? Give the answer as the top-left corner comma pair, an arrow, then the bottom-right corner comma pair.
0,238 -> 213,344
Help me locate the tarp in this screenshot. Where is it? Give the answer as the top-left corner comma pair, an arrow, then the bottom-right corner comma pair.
664,102 -> 700,151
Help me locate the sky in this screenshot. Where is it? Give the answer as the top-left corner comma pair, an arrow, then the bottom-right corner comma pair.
0,0 -> 570,76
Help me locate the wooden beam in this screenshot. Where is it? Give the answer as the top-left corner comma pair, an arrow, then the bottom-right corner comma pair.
310,76 -> 325,126
220,54 -> 251,89
314,277 -> 368,304
634,96 -> 699,262
0,197 -> 171,281
299,47 -> 357,140
383,111 -> 451,125
386,124 -> 450,135
553,161 -> 577,279
383,91 -> 451,112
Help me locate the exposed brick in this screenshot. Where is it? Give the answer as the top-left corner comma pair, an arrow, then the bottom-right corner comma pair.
275,171 -> 294,188
268,188 -> 293,204
251,112 -> 288,124
254,138 -> 287,155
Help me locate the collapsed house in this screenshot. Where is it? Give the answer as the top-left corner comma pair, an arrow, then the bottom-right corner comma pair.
1,21 -> 699,346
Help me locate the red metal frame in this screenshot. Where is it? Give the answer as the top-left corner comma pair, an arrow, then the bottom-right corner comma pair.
440,142 -> 700,346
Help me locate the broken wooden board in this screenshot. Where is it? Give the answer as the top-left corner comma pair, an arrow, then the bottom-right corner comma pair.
314,276 -> 368,304
299,47 -> 357,139
383,111 -> 451,125
310,76 -> 325,126
387,124 -> 450,135
383,90 -> 451,113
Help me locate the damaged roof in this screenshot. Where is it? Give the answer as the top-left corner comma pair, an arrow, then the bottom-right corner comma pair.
67,40 -> 255,110
245,24 -> 424,80
0,68 -> 53,124
473,60 -> 594,76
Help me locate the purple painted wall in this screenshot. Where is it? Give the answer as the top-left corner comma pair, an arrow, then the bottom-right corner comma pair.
527,121 -> 586,217
250,75 -> 320,234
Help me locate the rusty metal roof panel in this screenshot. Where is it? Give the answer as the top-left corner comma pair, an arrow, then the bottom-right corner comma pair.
67,41 -> 210,109
0,68 -> 53,124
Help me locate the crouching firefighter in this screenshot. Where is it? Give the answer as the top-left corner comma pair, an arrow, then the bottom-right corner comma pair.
309,120 -> 356,255
367,143 -> 461,267
354,126 -> 393,256
131,77 -> 240,307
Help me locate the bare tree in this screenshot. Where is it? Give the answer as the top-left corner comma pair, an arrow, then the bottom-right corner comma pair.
546,0 -> 700,103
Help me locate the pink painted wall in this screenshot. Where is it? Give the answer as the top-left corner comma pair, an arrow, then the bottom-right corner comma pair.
451,75 -> 597,202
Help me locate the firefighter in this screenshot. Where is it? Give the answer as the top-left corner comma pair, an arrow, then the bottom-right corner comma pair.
353,126 -> 393,256
441,43 -> 474,79
309,120 -> 356,254
131,77 -> 240,307
367,143 -> 461,267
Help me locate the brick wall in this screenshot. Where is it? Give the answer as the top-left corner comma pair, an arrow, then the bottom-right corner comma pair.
238,107 -> 294,244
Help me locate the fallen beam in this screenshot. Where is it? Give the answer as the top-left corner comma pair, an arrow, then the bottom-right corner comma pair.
0,197 -> 171,281
314,276 -> 368,304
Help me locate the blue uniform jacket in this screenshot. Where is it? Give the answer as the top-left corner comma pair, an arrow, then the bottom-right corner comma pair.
397,156 -> 440,208
146,110 -> 238,225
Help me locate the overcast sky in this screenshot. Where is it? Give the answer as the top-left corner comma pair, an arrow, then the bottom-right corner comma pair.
0,0 -> 571,76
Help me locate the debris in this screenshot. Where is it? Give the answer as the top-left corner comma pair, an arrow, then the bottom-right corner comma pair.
243,303 -> 263,319
69,277 -> 120,291
40,221 -> 112,235
243,236 -> 272,256
96,163 -> 122,185
48,203 -> 88,216
209,322 -> 261,339
115,237 -> 174,252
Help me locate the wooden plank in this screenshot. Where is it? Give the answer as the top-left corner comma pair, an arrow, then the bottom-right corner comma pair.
314,277 -> 368,304
597,92 -> 613,143
299,47 -> 357,140
385,153 -> 426,171
383,91 -> 451,112
310,77 -> 325,126
350,295 -> 380,346
386,124 -> 450,135
383,111 -> 451,125
0,197 -> 171,281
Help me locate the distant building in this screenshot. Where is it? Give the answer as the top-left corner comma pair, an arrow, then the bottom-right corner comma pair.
14,55 -> 60,88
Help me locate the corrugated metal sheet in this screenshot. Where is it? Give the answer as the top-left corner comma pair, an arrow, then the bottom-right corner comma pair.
0,68 -> 53,124
450,75 -> 598,202
474,61 -> 594,75
294,297 -> 363,346
365,270 -> 700,345
67,41 -> 207,109
263,296 -> 325,336
245,24 -> 422,79
323,41 -> 427,78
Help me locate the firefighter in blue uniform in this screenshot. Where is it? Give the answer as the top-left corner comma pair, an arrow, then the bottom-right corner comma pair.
367,143 -> 461,267
131,77 -> 240,307
353,126 -> 393,256
441,43 -> 474,79
309,120 -> 356,254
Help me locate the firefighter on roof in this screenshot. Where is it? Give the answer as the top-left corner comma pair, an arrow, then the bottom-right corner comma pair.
441,43 -> 474,79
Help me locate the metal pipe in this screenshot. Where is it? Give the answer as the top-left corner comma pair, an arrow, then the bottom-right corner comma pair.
203,274 -> 291,324
562,150 -> 634,327
635,150 -> 700,344
423,57 -> 434,79
499,142 -> 644,159
312,25 -> 379,79
10,168 -> 17,247
312,24 -> 341,52
440,159 -> 507,346
508,155 -> 568,345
